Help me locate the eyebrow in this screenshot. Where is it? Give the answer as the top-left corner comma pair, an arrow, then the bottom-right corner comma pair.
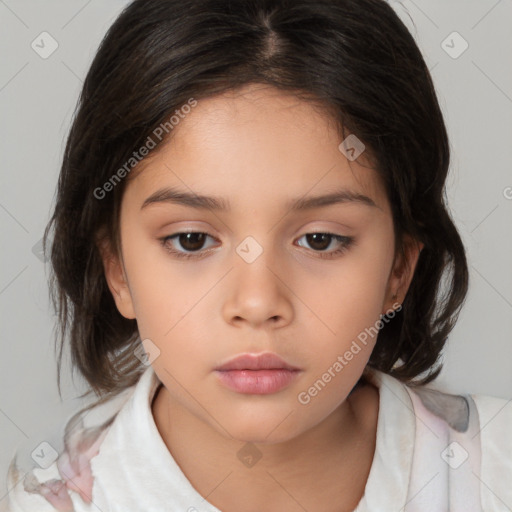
140,186 -> 379,212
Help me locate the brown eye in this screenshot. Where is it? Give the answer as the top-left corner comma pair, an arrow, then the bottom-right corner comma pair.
177,232 -> 207,251
296,232 -> 354,259
305,233 -> 331,251
161,231 -> 217,259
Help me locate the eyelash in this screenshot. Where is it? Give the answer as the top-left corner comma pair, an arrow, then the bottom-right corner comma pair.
159,231 -> 355,260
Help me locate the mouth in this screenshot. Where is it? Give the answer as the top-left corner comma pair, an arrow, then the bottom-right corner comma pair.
214,352 -> 302,394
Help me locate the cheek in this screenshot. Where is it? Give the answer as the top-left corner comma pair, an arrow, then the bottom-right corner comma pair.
119,232 -> 181,335
293,242 -> 392,373
122,235 -> 217,366
301,248 -> 391,334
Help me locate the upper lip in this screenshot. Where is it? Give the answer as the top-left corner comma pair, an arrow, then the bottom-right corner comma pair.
215,352 -> 301,371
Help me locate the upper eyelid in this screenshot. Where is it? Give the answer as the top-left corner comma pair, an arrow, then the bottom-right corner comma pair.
164,229 -> 348,239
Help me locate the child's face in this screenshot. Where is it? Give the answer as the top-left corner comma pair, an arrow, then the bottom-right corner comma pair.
102,83 -> 420,442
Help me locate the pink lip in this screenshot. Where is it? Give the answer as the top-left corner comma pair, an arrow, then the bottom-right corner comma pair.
214,353 -> 302,394
215,352 -> 301,371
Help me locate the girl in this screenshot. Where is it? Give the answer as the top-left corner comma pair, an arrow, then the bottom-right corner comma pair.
4,0 -> 511,510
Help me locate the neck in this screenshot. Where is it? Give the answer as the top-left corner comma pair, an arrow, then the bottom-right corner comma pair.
151,380 -> 379,512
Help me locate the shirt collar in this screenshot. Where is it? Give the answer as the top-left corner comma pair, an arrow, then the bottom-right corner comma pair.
354,367 -> 415,510
92,364 -> 414,511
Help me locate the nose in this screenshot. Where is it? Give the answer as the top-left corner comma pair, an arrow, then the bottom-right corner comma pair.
221,249 -> 294,329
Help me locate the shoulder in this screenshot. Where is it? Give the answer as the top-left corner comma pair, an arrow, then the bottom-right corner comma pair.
4,455 -> 71,512
2,389 -> 133,512
408,385 -> 512,455
4,417 -> 114,512
471,392 -> 512,510
471,392 -> 512,442
361,369 -> 512,510
406,382 -> 512,510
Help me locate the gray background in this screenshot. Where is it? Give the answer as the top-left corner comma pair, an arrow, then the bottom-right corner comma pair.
1,0 -> 511,501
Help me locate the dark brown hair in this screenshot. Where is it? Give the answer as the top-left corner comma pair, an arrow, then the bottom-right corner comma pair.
43,0 -> 469,403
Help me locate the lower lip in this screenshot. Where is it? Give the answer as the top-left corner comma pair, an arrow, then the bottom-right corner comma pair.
215,369 -> 301,394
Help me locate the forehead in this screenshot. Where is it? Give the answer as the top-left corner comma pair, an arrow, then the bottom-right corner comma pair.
125,84 -> 388,213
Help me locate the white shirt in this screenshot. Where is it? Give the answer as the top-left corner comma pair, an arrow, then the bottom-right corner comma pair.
3,364 -> 512,511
